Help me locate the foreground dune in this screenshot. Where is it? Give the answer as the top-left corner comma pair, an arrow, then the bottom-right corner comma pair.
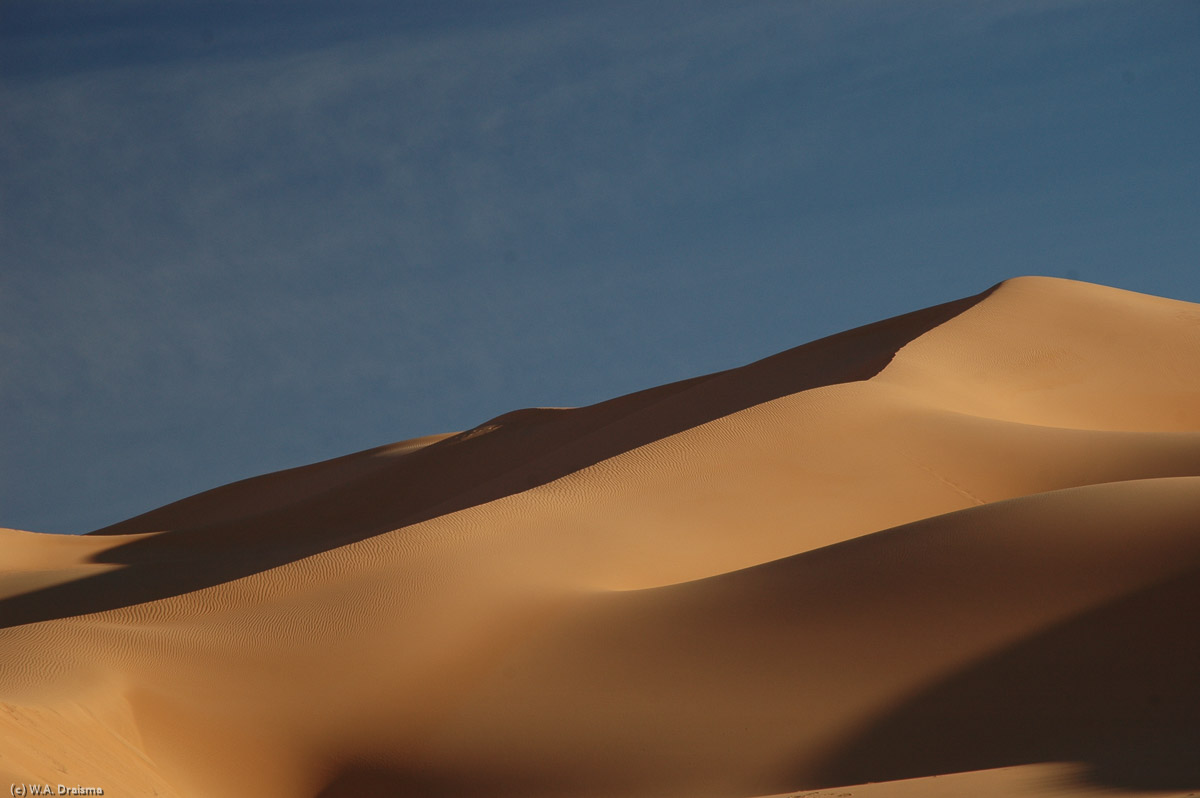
2,276 -> 1198,797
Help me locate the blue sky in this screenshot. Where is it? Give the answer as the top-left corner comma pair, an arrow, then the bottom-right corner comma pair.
2,0 -> 1198,534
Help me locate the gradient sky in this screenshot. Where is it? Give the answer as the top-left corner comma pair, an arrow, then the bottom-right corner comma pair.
2,0 -> 1198,534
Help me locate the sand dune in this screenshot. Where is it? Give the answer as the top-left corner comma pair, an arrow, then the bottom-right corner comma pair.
2,276 -> 1198,797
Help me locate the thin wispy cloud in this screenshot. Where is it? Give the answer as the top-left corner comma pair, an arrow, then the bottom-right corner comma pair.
1,0 -> 1197,532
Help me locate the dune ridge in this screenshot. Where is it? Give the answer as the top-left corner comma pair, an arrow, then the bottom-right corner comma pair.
1,276 -> 1198,797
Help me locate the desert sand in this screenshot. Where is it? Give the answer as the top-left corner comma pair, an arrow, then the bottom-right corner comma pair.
2,276 -> 1198,797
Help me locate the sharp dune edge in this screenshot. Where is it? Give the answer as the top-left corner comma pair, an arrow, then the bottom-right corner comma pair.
3,276 -> 1199,798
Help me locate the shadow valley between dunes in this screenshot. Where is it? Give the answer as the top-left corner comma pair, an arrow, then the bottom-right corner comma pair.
305,578 -> 1200,798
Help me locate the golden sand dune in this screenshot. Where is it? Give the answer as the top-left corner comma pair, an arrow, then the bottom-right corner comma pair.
2,276 -> 1198,797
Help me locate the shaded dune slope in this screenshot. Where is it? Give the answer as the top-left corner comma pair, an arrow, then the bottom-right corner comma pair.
2,286 -> 988,628
2,276 -> 1199,798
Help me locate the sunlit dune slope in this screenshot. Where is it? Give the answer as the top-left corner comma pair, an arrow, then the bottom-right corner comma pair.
2,276 -> 1198,798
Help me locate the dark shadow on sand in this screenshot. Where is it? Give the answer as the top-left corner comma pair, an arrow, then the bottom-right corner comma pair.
809,567 -> 1200,792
